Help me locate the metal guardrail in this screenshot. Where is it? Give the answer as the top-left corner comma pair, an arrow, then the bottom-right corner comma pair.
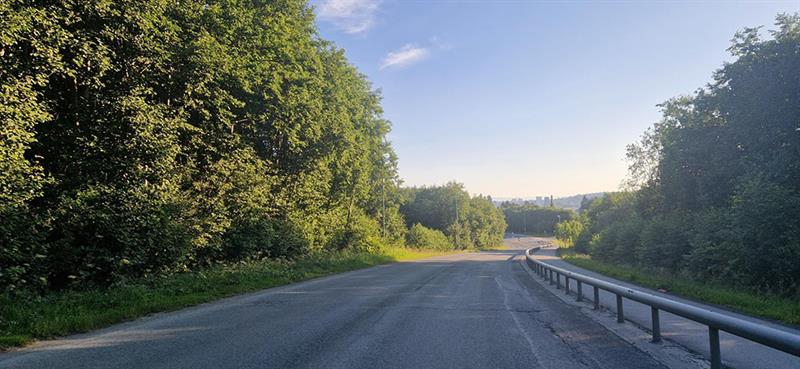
525,247 -> 800,369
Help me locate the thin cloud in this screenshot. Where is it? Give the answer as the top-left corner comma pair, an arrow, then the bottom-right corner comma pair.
380,44 -> 429,70
317,0 -> 380,34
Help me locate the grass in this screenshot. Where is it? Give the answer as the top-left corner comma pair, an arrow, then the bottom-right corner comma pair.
381,246 -> 465,260
0,246 -> 460,349
480,244 -> 510,251
560,253 -> 800,326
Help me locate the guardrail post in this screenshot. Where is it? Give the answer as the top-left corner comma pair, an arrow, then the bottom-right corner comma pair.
523,247 -> 800,363
709,327 -> 721,369
651,307 -> 661,343
565,276 -> 570,294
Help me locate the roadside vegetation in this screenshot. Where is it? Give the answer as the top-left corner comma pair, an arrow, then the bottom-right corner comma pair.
401,183 -> 506,250
0,0 -> 506,348
0,246 -> 462,348
555,15 -> 800,321
501,203 -> 575,236
561,253 -> 800,326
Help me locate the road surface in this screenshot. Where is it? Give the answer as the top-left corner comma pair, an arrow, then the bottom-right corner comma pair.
0,245 -> 668,369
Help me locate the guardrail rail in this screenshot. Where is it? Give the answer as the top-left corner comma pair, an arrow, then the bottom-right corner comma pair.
525,247 -> 800,369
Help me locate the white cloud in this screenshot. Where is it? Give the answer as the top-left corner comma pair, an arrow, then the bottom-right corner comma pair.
317,0 -> 380,34
380,44 -> 429,70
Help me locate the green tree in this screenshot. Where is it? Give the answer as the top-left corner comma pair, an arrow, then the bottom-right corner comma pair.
401,183 -> 506,249
0,0 -> 404,290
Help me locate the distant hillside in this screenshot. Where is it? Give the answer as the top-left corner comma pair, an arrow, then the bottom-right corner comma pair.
553,193 -> 605,210
493,192 -> 605,211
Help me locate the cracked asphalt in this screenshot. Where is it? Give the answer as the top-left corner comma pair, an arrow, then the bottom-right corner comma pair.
0,248 -> 667,369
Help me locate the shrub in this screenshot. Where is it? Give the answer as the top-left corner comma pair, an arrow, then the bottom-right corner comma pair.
328,212 -> 382,253
611,216 -> 642,264
447,222 -> 474,249
406,224 -> 453,250
0,206 -> 48,292
46,186 -> 192,288
636,214 -> 690,270
726,177 -> 800,293
555,218 -> 585,248
572,227 -> 594,254
684,208 -> 738,283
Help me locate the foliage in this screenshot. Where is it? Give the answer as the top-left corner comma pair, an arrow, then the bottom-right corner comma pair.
0,0 -> 404,291
717,176 -> 800,291
562,254 -> 800,325
501,202 -> 574,235
328,210 -> 382,253
46,185 -> 193,288
579,14 -> 800,297
0,246 -> 457,349
0,206 -> 47,292
554,218 -> 584,248
401,182 -> 506,249
406,223 -> 454,250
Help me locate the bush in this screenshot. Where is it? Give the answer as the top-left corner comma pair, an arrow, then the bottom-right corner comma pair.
406,224 -> 454,250
379,206 -> 408,246
636,214 -> 690,270
47,186 -> 192,288
572,227 -> 594,254
221,215 -> 308,261
684,208 -> 739,283
0,206 -> 48,292
611,216 -> 642,264
589,226 -> 618,262
555,218 -> 585,248
726,177 -> 800,293
447,222 -> 474,249
328,212 -> 382,253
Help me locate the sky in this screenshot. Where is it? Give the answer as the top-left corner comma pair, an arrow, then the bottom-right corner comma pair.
311,0 -> 799,198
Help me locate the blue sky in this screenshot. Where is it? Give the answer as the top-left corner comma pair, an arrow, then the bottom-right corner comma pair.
312,0 -> 799,198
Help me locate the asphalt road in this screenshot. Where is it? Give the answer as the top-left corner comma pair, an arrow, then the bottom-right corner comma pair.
0,247 -> 668,369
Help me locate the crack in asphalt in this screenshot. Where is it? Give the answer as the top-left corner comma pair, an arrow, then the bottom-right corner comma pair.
495,275 -> 547,369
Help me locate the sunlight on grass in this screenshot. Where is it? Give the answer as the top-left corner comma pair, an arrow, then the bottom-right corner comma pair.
481,245 -> 510,251
381,247 -> 466,261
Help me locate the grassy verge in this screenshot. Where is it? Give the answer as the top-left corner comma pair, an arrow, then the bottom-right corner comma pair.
0,247 -> 458,349
480,245 -> 510,251
561,253 -> 800,326
381,246 -> 465,260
